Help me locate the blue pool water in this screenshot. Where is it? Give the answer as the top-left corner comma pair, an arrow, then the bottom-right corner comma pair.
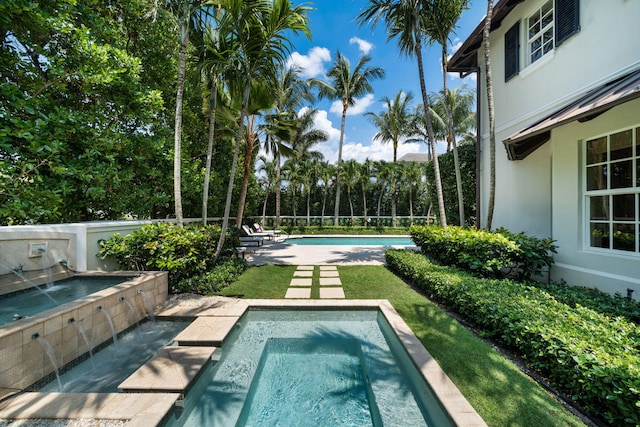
0,276 -> 130,326
285,236 -> 415,246
167,310 -> 449,427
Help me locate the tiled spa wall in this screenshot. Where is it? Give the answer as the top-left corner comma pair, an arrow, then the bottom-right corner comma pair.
0,271 -> 168,392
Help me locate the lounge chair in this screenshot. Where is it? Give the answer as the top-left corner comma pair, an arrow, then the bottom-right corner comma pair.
253,223 -> 287,238
242,224 -> 272,241
239,236 -> 263,246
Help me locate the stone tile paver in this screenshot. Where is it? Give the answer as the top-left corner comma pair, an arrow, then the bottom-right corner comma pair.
319,288 -> 345,299
296,265 -> 315,270
293,270 -> 313,277
319,266 -> 337,271
289,278 -> 312,287
319,277 -> 342,286
118,346 -> 215,393
174,316 -> 239,346
285,288 -> 311,299
319,271 -> 340,277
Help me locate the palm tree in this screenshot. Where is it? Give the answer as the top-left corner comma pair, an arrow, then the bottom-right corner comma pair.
358,0 -> 447,227
213,0 -> 310,257
291,108 -> 328,161
365,90 -> 414,162
360,159 -> 374,222
317,161 -> 336,225
257,155 -> 277,225
430,86 -> 476,225
483,0 -> 496,230
266,65 -> 314,228
166,0 -> 211,226
403,161 -> 424,225
310,52 -> 385,226
425,0 -> 470,226
342,159 -> 361,224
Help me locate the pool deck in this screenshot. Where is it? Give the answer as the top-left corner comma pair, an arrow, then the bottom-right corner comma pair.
244,234 -> 416,265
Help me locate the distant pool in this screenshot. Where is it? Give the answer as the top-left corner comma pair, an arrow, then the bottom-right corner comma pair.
285,236 -> 415,246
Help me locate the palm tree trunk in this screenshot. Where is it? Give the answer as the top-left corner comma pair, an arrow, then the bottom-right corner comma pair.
261,186 -> 269,225
391,174 -> 397,227
306,190 -> 311,226
275,152 -> 282,228
334,103 -> 347,226
173,37 -> 187,227
442,46 -> 465,226
484,0 -> 496,230
415,36 -> 447,227
236,116 -> 256,228
202,102 -> 216,225
215,84 -> 249,258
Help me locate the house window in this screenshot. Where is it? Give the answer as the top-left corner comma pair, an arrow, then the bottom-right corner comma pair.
527,1 -> 554,64
585,127 -> 640,254
505,0 -> 579,80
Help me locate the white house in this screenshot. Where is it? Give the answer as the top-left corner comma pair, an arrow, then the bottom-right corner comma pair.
448,0 -> 640,298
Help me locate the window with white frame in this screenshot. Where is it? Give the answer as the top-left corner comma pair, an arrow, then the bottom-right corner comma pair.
527,0 -> 554,64
585,127 -> 640,254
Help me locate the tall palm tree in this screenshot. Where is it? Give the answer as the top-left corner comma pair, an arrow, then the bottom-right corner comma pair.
430,86 -> 476,225
213,0 -> 310,257
291,108 -> 328,161
342,159 -> 361,224
365,90 -> 414,162
483,0 -> 496,230
266,65 -> 314,228
403,161 -> 424,225
166,0 -> 211,226
310,52 -> 385,226
360,159 -> 374,222
358,0 -> 447,226
257,155 -> 277,225
425,0 -> 470,226
317,160 -> 336,225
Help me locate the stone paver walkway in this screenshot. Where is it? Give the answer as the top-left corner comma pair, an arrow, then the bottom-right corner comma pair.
284,265 -> 344,299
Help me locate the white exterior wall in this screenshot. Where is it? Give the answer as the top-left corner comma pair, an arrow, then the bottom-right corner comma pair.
473,0 -> 640,296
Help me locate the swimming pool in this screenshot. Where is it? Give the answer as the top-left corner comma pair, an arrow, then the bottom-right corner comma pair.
165,309 -> 453,427
0,276 -> 131,326
285,236 -> 415,246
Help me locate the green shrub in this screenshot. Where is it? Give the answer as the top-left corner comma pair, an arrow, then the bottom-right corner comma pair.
97,222 -> 238,286
385,249 -> 640,425
173,257 -> 247,295
410,225 -> 557,280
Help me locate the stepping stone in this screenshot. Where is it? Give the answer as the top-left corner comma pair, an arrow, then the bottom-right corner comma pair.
296,265 -> 315,271
319,277 -> 342,286
289,278 -> 312,287
293,270 -> 313,277
119,346 -> 215,393
319,271 -> 340,277
319,287 -> 345,299
174,316 -> 239,346
285,288 -> 311,299
319,266 -> 337,271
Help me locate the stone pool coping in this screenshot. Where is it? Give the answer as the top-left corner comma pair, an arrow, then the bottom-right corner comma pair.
0,298 -> 487,426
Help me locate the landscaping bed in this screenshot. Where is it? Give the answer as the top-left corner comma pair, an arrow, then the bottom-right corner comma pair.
385,249 -> 640,426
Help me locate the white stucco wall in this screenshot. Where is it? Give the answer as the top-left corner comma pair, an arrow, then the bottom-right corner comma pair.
471,0 -> 640,296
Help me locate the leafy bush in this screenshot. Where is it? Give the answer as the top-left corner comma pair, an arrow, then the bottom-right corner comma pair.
385,249 -> 640,425
410,225 -> 557,280
173,257 -> 246,295
97,222 -> 239,286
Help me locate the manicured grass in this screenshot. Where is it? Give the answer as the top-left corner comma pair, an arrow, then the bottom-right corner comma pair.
221,264 -> 585,427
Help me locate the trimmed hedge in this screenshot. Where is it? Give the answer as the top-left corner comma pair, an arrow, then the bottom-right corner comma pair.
173,257 -> 246,295
385,249 -> 640,426
97,222 -> 239,287
410,225 -> 557,280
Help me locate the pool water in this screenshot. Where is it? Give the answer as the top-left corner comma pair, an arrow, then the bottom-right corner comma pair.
0,276 -> 130,326
285,236 -> 415,246
40,320 -> 189,393
167,310 -> 442,427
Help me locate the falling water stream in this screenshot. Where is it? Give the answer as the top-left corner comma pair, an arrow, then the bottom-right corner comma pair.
37,249 -> 54,289
97,306 -> 118,347
69,318 -> 95,369
137,290 -> 156,323
0,263 -> 59,307
121,296 -> 139,328
33,333 -> 63,391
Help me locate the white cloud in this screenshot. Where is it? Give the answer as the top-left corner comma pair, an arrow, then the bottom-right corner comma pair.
349,37 -> 374,55
286,47 -> 331,78
342,138 -> 431,164
329,94 -> 376,116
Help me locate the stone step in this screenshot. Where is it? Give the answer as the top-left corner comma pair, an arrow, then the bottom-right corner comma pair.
173,316 -> 239,346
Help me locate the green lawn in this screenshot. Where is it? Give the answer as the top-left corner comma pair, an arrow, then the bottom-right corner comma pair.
220,264 -> 585,427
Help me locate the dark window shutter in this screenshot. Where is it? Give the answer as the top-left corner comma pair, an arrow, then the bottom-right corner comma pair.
555,0 -> 580,46
505,22 -> 520,81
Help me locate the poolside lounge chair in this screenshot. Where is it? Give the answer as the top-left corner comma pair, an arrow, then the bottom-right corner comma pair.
242,224 -> 272,241
253,223 -> 287,237
239,236 -> 263,246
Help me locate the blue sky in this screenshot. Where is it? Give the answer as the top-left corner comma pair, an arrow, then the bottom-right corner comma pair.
283,0 -> 486,164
